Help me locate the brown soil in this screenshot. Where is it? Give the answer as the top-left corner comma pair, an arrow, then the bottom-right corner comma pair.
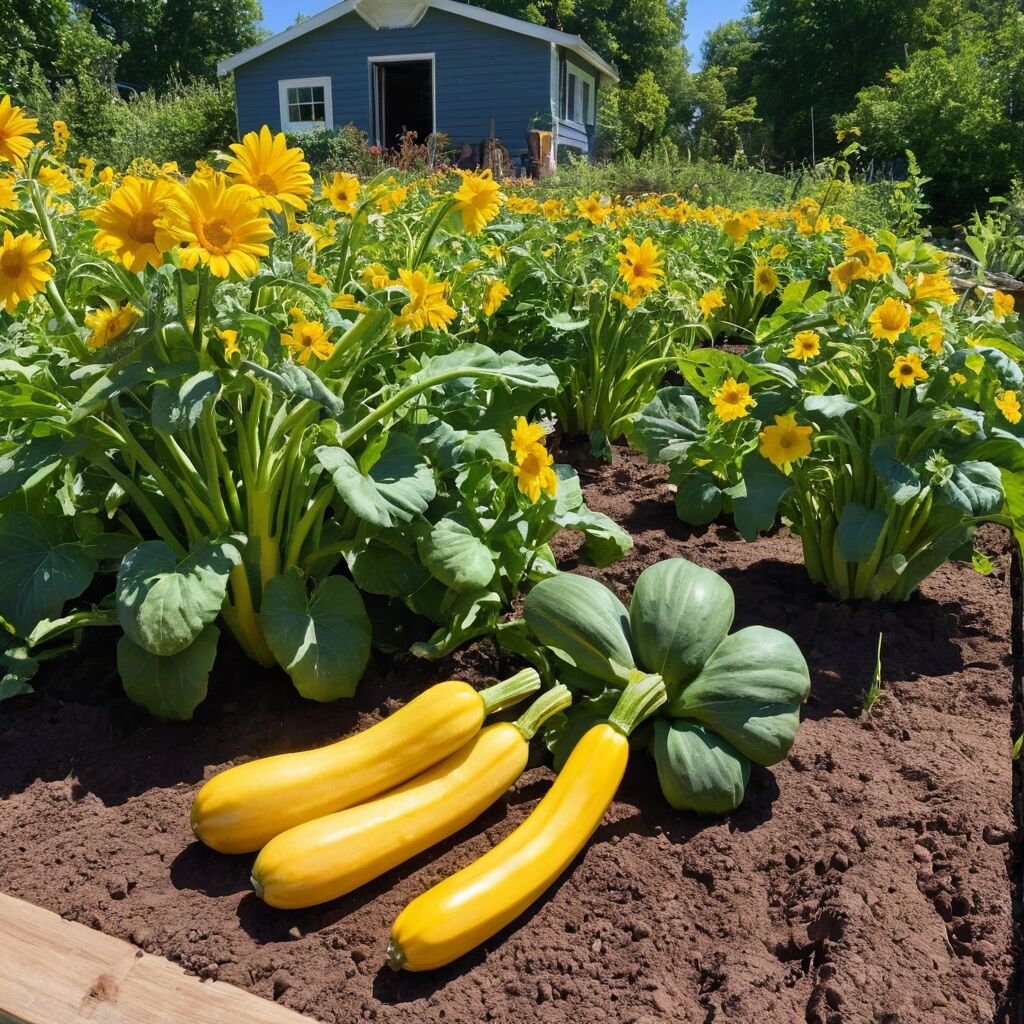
0,446 -> 1019,1024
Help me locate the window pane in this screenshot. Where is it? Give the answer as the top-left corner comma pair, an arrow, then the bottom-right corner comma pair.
582,81 -> 591,123
286,83 -> 327,124
567,75 -> 577,121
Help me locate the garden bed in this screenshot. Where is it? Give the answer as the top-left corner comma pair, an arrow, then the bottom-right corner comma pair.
0,446 -> 1018,1024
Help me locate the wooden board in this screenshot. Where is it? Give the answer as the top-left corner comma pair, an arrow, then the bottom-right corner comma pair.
0,892 -> 310,1024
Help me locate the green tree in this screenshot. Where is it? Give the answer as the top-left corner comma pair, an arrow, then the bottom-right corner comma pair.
690,65 -> 761,162
619,69 -> 670,155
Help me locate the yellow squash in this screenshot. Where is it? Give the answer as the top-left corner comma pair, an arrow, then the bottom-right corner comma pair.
387,676 -> 666,971
190,670 -> 539,854
251,686 -> 572,909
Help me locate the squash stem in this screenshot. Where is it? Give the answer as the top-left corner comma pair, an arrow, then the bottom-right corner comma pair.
386,938 -> 405,972
514,684 -> 573,741
478,668 -> 541,715
607,674 -> 667,737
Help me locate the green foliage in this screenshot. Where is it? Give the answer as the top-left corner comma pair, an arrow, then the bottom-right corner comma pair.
284,123 -> 384,178
521,558 -> 809,812
618,71 -> 671,156
689,65 -> 761,163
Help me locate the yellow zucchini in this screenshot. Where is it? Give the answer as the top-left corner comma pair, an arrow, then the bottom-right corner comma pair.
387,675 -> 666,971
190,669 -> 539,854
251,686 -> 572,909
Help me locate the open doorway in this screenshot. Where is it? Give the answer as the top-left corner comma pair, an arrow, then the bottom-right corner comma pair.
369,56 -> 434,149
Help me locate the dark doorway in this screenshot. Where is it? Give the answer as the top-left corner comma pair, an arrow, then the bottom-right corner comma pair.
370,59 -> 433,149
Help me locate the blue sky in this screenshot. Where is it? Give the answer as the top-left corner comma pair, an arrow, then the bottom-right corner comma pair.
258,0 -> 750,68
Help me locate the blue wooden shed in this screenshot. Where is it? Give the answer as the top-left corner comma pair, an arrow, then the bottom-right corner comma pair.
217,0 -> 618,167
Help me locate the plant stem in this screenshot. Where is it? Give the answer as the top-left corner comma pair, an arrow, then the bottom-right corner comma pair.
478,668 -> 542,714
607,674 -> 667,736
514,684 -> 573,741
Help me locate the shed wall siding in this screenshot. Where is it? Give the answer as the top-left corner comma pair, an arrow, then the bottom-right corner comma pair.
233,8 -> 551,158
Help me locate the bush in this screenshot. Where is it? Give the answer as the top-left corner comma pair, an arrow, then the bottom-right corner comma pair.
284,123 -> 385,178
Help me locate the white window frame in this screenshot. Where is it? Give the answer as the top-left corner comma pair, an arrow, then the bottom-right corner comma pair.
561,64 -> 595,127
278,76 -> 334,132
366,53 -> 436,148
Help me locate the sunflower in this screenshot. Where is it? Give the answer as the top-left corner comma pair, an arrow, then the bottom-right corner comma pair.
395,267 -> 456,332
0,174 -> 16,211
711,377 -> 756,422
868,297 -> 911,343
908,270 -> 957,306
758,414 -> 813,470
889,353 -> 928,388
0,230 -> 52,312
513,444 -> 557,502
511,417 -> 545,459
360,262 -> 394,289
87,176 -> 181,272
225,125 -> 313,213
84,303 -> 140,351
575,193 -> 609,225
992,289 -> 1016,321
159,172 -> 274,279
282,308 -> 334,364
828,258 -> 866,293
483,279 -> 511,316
454,169 -> 504,235
617,236 -> 664,294
37,165 -> 73,195
787,330 -> 820,362
753,259 -> 779,297
0,95 -> 38,167
995,390 -> 1022,424
698,287 -> 725,320
769,244 -> 788,260
324,171 -> 360,213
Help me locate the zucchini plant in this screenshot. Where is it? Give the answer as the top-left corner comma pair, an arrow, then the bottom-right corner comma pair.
512,558 -> 810,813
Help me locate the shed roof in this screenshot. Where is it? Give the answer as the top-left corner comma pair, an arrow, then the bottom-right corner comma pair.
217,0 -> 619,83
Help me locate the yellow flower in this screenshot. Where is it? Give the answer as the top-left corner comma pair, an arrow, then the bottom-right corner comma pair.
722,215 -> 749,244
97,166 -> 115,185
911,314 -> 944,354
542,198 -> 566,221
513,445 -> 557,502
753,259 -> 778,297
216,327 -> 240,359
454,169 -> 503,235
191,160 -> 216,182
225,125 -> 313,213
511,416 -> 545,458
376,183 -> 409,213
758,414 -> 813,470
563,230 -> 582,243
395,267 -> 456,332
324,171 -> 360,213
866,250 -> 893,278
787,330 -> 821,362
331,292 -> 369,313
482,242 -> 505,265
360,262 -> 393,289
37,165 -> 73,194
992,289 -> 1016,320
617,236 -> 664,294
699,287 -> 725,320
950,372 -> 967,386
868,297 -> 911,343
0,95 -> 38,166
889,353 -> 928,388
711,377 -> 756,422
0,229 -> 52,312
542,244 -> 557,258
483,279 -> 511,317
908,270 -> 957,306
575,193 -> 609,224
612,289 -> 645,310
828,258 -> 866,293
282,308 -> 334,364
306,266 -> 327,286
0,174 -> 16,211
84,303 -> 140,351
769,244 -> 788,260
86,175 -> 180,273
995,390 -> 1022,424
159,172 -> 274,279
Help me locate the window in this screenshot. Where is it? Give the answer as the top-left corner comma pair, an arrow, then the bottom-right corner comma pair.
560,65 -> 595,126
278,76 -> 333,131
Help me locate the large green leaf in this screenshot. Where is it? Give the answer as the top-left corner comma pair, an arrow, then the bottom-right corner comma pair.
553,507 -> 633,568
118,624 -> 219,721
150,372 -> 220,433
0,513 -> 97,636
837,502 -> 888,562
669,625 -> 810,765
116,539 -> 240,657
940,461 -> 1003,517
871,441 -> 921,505
728,453 -> 792,540
631,387 -> 704,463
317,433 -> 436,529
523,573 -> 635,686
802,393 -> 859,425
260,570 -> 371,701
0,644 -> 39,701
674,471 -> 723,525
418,517 -> 496,591
347,540 -> 432,597
653,718 -> 750,814
629,558 -> 735,696
0,436 -> 85,500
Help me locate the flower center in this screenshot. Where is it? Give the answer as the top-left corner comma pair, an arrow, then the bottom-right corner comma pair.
899,364 -> 913,376
203,218 -> 233,250
255,173 -> 279,194
0,249 -> 24,279
129,210 -> 157,244
779,432 -> 795,450
723,390 -> 742,404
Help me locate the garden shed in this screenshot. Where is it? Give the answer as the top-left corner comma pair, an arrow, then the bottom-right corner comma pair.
217,0 -> 618,169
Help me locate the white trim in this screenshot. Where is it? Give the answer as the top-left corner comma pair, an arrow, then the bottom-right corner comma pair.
218,0 -> 618,83
366,54 -> 435,147
278,76 -> 334,131
561,63 -> 595,128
